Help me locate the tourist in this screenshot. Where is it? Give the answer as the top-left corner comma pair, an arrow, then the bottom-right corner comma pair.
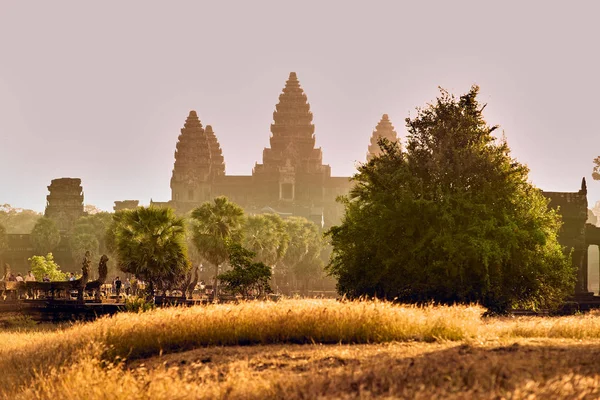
25,271 -> 36,282
15,273 -> 23,282
115,276 -> 122,297
8,273 -> 17,282
130,276 -> 138,296
69,273 -> 75,281
124,278 -> 131,296
42,275 -> 50,282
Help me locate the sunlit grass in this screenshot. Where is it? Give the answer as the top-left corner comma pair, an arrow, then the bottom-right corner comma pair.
4,299 -> 600,399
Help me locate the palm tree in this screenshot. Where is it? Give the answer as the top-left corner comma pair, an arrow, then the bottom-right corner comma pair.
190,196 -> 245,297
243,214 -> 289,291
112,206 -> 189,299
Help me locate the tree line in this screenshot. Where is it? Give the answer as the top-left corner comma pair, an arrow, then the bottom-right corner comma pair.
1,197 -> 327,298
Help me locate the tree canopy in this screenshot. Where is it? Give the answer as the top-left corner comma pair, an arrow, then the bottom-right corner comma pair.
190,196 -> 245,293
327,86 -> 575,312
218,242 -> 272,298
111,207 -> 190,295
0,204 -> 41,234
31,217 -> 61,255
29,253 -> 67,281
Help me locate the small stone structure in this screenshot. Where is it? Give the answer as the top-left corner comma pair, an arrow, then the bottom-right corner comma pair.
45,178 -> 85,232
113,200 -> 139,212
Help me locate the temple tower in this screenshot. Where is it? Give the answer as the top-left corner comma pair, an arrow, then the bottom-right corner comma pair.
367,114 -> 399,161
45,178 -> 85,232
205,125 -> 225,179
253,72 -> 331,209
170,110 -> 216,213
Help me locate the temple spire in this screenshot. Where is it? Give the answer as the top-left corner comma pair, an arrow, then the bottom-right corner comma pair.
205,125 -> 225,177
367,114 -> 399,161
170,110 -> 212,201
260,72 -> 321,170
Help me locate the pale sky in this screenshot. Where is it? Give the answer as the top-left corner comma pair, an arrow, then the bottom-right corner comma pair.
1,1 -> 599,212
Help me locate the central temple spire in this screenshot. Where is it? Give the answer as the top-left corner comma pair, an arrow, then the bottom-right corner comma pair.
261,72 -> 323,171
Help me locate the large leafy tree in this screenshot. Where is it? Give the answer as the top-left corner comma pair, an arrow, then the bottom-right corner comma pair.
190,196 -> 245,295
111,206 -> 190,297
281,217 -> 325,293
327,86 -> 575,313
31,217 -> 61,255
218,243 -> 272,298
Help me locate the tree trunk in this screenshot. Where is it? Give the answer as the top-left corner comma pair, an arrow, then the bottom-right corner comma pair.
213,263 -> 219,302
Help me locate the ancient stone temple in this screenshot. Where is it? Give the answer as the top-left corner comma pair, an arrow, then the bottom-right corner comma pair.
154,72 -> 352,227
367,114 -> 399,161
45,178 -> 85,232
113,200 -> 140,212
543,178 -> 600,297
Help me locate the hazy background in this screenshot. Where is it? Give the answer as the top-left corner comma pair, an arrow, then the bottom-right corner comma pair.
0,1 -> 598,212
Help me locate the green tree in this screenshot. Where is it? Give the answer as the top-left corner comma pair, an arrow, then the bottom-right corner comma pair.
243,213 -> 289,272
0,223 -> 7,253
218,243 -> 272,298
190,196 -> 245,295
327,86 -> 575,313
111,206 -> 190,297
29,253 -> 67,281
0,204 -> 41,234
31,217 -> 61,255
70,213 -> 113,273
281,217 -> 325,293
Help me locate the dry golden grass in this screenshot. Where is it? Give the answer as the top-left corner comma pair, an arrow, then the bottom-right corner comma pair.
4,299 -> 600,399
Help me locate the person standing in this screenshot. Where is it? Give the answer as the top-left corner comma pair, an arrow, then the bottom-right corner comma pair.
115,276 -> 122,298
124,278 -> 131,296
25,271 -> 36,282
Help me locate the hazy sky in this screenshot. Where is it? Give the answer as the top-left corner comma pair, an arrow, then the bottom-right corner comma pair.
1,1 -> 599,212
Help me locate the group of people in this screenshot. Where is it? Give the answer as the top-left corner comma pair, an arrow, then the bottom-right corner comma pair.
2,270 -> 37,282
110,276 -> 140,297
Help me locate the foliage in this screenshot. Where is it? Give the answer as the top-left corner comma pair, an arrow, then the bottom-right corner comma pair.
593,156 -> 600,181
30,217 -> 61,255
281,217 -> 325,291
243,213 -> 289,267
0,223 -> 7,254
70,213 -> 113,266
0,204 -> 41,234
190,196 -> 245,292
111,207 -> 190,293
218,242 -> 272,297
124,296 -> 156,313
29,253 -> 67,281
327,86 -> 575,312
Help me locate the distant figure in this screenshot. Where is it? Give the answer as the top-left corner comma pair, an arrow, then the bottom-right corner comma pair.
25,271 -> 36,282
69,272 -> 75,281
130,277 -> 138,296
15,273 -> 23,282
8,273 -> 16,282
115,276 -> 122,297
124,278 -> 131,296
42,275 -> 50,282
3,263 -> 12,281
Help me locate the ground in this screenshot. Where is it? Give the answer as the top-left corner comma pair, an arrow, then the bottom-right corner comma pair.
3,300 -> 600,399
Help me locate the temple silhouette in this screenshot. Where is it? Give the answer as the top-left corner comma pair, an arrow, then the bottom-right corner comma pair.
3,72 -> 599,301
149,72 -> 397,227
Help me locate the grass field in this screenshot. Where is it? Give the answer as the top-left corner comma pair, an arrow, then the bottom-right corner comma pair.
2,299 -> 600,399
